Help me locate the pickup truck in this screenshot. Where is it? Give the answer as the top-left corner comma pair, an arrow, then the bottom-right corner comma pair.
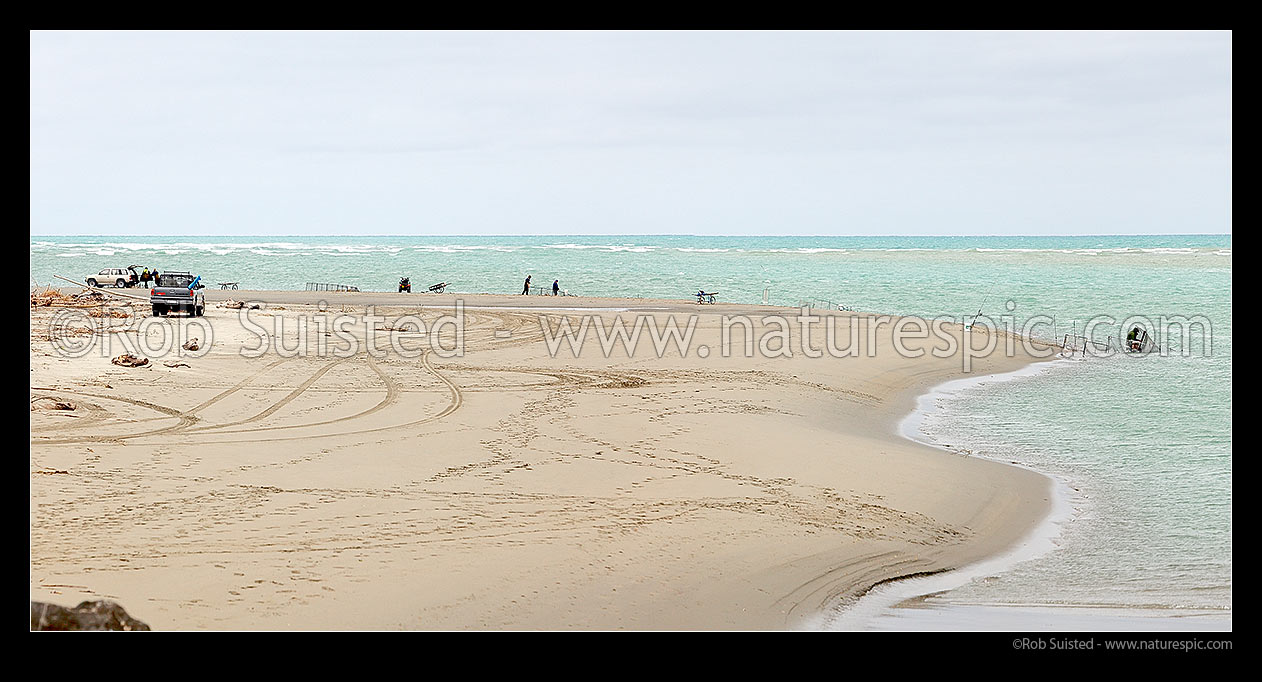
86,267 -> 140,288
151,272 -> 206,317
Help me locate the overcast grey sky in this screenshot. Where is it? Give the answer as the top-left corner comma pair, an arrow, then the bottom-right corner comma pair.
29,30 -> 1231,236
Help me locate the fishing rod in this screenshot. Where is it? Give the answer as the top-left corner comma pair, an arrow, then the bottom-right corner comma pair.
52,274 -> 151,301
967,292 -> 989,330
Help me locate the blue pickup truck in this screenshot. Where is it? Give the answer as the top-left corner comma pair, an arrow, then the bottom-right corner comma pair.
150,272 -> 206,317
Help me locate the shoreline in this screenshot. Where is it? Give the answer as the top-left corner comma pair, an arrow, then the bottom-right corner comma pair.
813,360 -> 1074,629
31,290 -> 1061,629
863,359 -> 1231,631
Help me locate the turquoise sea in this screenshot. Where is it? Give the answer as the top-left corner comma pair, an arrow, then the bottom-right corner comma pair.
29,234 -> 1232,625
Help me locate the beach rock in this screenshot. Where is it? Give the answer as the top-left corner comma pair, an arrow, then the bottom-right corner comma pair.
31,600 -> 150,631
181,338 -> 199,351
111,354 -> 149,367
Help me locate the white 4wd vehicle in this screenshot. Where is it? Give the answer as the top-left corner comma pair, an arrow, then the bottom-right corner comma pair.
86,267 -> 139,288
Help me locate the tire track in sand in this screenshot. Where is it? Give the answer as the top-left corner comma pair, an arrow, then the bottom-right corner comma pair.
29,357 -> 291,444
186,353 -> 400,435
183,358 -> 347,433
153,349 -> 463,444
30,391 -> 198,444
421,348 -> 463,422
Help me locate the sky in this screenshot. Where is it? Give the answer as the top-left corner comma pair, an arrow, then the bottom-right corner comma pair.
29,30 -> 1231,237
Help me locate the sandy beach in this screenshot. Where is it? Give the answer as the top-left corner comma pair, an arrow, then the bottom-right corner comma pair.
30,289 -> 1058,630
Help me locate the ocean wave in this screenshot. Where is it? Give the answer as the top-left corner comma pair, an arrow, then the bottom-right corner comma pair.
32,240 -> 1233,275
36,241 -> 389,253
532,244 -> 658,253
410,245 -> 522,253
962,247 -> 1229,256
749,247 -> 853,254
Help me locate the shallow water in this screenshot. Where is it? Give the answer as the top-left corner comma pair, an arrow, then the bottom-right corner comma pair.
899,346 -> 1232,621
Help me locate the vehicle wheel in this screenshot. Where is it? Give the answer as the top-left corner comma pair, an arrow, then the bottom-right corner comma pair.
195,305 -> 204,317
88,279 -> 98,288
152,305 -> 163,317
114,279 -> 124,288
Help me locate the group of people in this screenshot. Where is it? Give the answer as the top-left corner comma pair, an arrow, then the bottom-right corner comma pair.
521,275 -> 561,296
138,267 -> 160,286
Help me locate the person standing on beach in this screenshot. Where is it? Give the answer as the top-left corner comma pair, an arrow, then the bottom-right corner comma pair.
552,279 -> 559,296
140,268 -> 150,286
522,275 -> 531,295
152,269 -> 160,285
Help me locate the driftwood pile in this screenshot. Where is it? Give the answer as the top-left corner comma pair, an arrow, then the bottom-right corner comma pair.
30,287 -> 108,307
